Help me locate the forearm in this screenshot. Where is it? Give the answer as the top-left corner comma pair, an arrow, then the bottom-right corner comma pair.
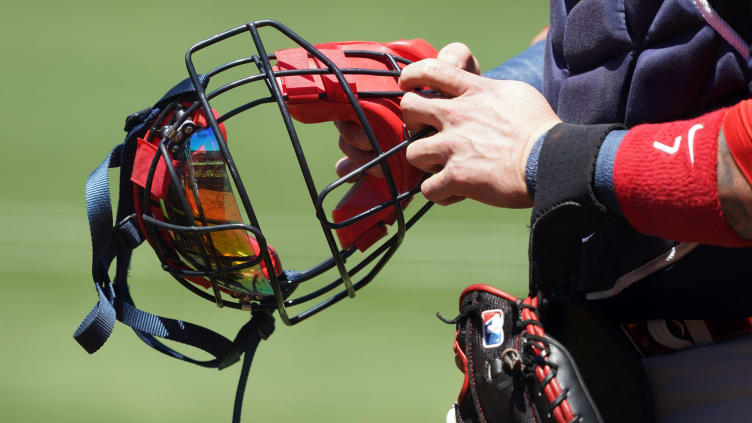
525,99 -> 752,246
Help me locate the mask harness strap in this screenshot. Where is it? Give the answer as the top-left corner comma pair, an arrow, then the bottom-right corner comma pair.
73,76 -> 274,422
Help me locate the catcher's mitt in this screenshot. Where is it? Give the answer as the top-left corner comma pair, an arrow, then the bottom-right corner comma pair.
441,284 -> 603,423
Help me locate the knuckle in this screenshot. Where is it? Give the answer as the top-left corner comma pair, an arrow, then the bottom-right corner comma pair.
406,141 -> 431,168
439,136 -> 456,156
444,42 -> 471,57
400,91 -> 418,109
430,98 -> 450,117
445,164 -> 464,185
439,43 -> 477,72
420,180 -> 439,201
405,142 -> 419,162
442,164 -> 456,182
423,59 -> 444,78
399,61 -> 424,87
464,77 -> 487,94
438,46 -> 462,67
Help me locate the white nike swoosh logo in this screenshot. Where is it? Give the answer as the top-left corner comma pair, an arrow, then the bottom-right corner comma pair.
687,123 -> 703,165
651,123 -> 704,165
653,136 -> 682,155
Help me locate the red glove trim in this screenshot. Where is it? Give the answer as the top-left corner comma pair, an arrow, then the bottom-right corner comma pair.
521,297 -> 577,423
453,332 -> 470,404
614,108 -> 751,247
723,99 -> 752,185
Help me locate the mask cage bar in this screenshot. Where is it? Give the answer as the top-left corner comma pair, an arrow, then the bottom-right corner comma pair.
249,19 -> 409,322
178,50 -> 411,126
137,19 -> 432,325
177,49 -> 428,232
137,103 -> 420,314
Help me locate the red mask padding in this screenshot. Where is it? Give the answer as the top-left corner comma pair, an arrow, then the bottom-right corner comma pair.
613,107 -> 752,247
723,99 -> 752,185
273,40 -> 438,251
131,108 -> 229,200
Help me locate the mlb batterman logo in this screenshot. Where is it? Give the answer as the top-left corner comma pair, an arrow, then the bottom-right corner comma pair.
482,309 -> 504,348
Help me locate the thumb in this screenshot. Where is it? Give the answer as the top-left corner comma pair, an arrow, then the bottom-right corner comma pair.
437,42 -> 480,75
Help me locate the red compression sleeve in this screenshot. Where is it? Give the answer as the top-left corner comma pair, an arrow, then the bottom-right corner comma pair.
613,106 -> 752,247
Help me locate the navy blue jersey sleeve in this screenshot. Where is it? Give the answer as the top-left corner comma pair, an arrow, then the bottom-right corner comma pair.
483,40 -> 545,93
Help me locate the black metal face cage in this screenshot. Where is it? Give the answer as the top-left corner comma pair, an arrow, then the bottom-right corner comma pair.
138,20 -> 433,325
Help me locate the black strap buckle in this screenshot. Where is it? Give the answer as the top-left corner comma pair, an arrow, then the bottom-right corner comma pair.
124,107 -> 153,133
114,214 -> 145,249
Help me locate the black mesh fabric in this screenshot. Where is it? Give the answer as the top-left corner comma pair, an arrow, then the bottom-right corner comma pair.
529,123 -> 624,294
455,289 -> 537,423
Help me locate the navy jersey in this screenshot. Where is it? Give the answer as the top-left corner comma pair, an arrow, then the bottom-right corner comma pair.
544,0 -> 751,127
540,0 -> 752,319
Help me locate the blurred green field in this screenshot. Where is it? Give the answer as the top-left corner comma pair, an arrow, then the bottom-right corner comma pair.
0,1 -> 547,422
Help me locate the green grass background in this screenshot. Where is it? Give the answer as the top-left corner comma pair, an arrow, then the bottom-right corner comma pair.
0,1 -> 547,421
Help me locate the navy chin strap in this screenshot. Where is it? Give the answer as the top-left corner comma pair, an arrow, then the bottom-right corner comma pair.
74,76 -> 275,422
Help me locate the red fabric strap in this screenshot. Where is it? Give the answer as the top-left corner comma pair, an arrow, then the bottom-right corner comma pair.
131,138 -> 174,199
614,107 -> 751,247
723,99 -> 752,185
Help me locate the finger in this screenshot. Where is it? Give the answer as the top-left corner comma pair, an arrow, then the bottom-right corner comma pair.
338,136 -> 384,177
420,169 -> 460,204
335,157 -> 360,181
437,42 -> 480,75
334,120 -> 372,151
336,157 -> 384,181
399,58 -> 478,97
405,135 -> 452,173
400,91 -> 446,133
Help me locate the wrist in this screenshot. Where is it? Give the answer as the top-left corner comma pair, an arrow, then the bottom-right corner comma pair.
522,119 -> 561,198
593,129 -> 628,216
532,122 -> 625,214
524,131 -> 547,197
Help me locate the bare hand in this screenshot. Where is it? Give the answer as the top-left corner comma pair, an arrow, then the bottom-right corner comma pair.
334,43 -> 481,180
399,59 -> 561,208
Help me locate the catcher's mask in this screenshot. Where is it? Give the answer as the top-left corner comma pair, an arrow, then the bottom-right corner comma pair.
128,20 -> 436,325
76,20 -> 437,421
